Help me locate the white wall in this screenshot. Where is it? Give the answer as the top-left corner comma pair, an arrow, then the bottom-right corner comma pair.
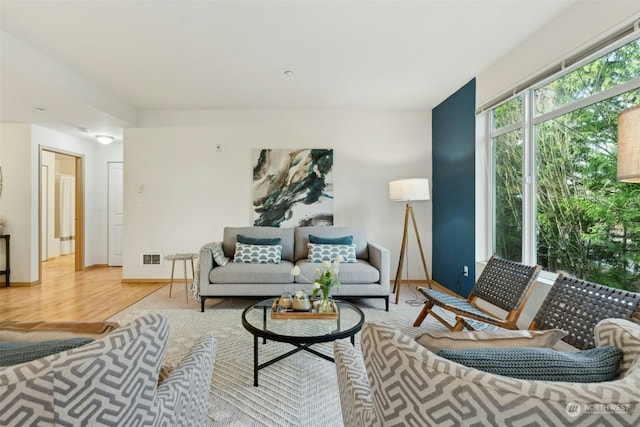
0,124 -> 36,282
476,1 -> 640,109
0,123 -> 122,283
123,109 -> 431,279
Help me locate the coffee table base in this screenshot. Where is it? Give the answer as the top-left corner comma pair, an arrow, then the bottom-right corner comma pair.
252,335 -> 355,387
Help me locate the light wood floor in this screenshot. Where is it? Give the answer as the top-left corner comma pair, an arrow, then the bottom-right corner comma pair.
0,256 -> 165,322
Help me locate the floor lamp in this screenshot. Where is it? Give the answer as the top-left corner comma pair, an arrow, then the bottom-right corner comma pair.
389,178 -> 431,304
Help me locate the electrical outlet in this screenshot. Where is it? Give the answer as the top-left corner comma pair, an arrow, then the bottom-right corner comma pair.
463,265 -> 469,277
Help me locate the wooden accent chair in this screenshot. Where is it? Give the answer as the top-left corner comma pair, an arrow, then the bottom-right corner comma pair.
459,274 -> 640,349
412,256 -> 541,331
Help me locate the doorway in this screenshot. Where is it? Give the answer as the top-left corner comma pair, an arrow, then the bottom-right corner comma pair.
40,149 -> 84,280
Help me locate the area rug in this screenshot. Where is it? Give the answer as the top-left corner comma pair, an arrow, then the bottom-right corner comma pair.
119,302 -> 451,426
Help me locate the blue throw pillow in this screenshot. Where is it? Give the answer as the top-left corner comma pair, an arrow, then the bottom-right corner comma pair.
437,345 -> 622,383
237,234 -> 282,245
309,234 -> 354,245
0,337 -> 94,367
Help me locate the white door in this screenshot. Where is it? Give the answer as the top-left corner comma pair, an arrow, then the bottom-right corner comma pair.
108,162 -> 124,266
41,165 -> 48,261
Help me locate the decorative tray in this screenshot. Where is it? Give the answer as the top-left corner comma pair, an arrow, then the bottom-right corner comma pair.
270,299 -> 339,319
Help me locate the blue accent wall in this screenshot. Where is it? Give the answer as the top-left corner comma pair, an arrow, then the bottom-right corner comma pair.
432,79 -> 476,297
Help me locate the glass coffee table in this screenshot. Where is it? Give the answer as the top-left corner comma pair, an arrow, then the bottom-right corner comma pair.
241,298 -> 365,386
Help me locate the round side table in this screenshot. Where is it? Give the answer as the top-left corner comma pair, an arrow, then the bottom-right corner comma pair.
164,253 -> 198,303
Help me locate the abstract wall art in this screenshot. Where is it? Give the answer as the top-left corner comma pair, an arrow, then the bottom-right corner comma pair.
252,148 -> 334,227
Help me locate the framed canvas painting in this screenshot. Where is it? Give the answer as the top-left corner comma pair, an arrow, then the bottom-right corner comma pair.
253,149 -> 334,227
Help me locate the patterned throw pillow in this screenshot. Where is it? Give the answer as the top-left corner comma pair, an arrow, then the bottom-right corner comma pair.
437,345 -> 622,383
209,241 -> 229,266
308,234 -> 353,245
307,243 -> 357,263
233,243 -> 282,264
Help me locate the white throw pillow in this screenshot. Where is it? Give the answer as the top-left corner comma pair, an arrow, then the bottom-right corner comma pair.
415,329 -> 568,353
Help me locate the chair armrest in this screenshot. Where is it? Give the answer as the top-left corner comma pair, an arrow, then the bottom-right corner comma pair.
367,242 -> 390,290
199,247 -> 214,287
453,313 -> 519,331
156,335 -> 217,427
333,339 -> 374,427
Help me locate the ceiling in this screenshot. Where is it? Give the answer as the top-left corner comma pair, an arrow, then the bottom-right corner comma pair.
0,0 -> 578,143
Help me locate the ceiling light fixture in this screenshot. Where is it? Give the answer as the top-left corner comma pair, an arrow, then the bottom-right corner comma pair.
95,135 -> 115,145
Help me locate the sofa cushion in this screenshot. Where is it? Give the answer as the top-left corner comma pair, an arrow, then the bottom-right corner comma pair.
437,345 -> 622,383
415,329 -> 568,353
0,337 -> 94,367
223,227 -> 294,262
210,260 -> 295,284
295,226 -> 368,261
309,234 -> 353,245
237,234 -> 282,245
295,260 -> 380,284
308,243 -> 357,263
233,243 -> 282,264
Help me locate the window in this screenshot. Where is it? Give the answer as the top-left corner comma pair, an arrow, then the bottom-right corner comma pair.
488,37 -> 640,291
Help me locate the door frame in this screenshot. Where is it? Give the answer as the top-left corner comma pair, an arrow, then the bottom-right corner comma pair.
38,146 -> 85,280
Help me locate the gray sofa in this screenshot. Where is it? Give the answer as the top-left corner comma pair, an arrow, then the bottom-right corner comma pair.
199,226 -> 390,311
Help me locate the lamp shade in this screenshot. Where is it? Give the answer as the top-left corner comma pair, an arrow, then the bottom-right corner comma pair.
389,178 -> 430,201
618,105 -> 640,183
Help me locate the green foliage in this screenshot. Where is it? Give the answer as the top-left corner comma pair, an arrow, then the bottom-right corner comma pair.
494,38 -> 640,291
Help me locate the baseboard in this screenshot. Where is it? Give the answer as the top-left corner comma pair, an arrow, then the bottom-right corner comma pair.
85,264 -> 109,270
5,281 -> 40,287
122,278 -> 172,284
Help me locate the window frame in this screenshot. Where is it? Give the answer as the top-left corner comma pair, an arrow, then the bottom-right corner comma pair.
483,31 -> 640,273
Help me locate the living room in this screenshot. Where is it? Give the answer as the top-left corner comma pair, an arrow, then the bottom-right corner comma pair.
1,1 -> 640,425
2,1 -> 637,295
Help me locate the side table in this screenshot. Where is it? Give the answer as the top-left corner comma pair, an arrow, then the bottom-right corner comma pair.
0,235 -> 9,287
165,253 -> 198,303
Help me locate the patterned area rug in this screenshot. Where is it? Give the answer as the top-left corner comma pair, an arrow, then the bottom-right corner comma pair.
120,302 -> 450,426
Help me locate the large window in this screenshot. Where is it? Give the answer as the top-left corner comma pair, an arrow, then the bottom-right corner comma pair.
488,37 -> 640,291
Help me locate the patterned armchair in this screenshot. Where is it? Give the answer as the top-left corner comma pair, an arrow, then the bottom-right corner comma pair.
334,320 -> 640,426
0,313 -> 216,426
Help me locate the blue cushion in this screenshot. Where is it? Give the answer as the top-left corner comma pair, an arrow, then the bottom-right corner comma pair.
237,234 -> 282,245
308,234 -> 353,245
437,345 -> 622,383
0,337 -> 94,367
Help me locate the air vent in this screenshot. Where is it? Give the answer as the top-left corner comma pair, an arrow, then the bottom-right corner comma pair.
141,253 -> 163,266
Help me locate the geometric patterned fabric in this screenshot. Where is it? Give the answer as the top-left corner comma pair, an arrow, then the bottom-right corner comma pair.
0,313 -> 216,427
307,243 -> 357,263
334,319 -> 640,426
233,242 -> 282,264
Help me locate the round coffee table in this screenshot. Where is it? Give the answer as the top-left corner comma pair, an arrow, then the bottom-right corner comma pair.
241,298 -> 365,386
